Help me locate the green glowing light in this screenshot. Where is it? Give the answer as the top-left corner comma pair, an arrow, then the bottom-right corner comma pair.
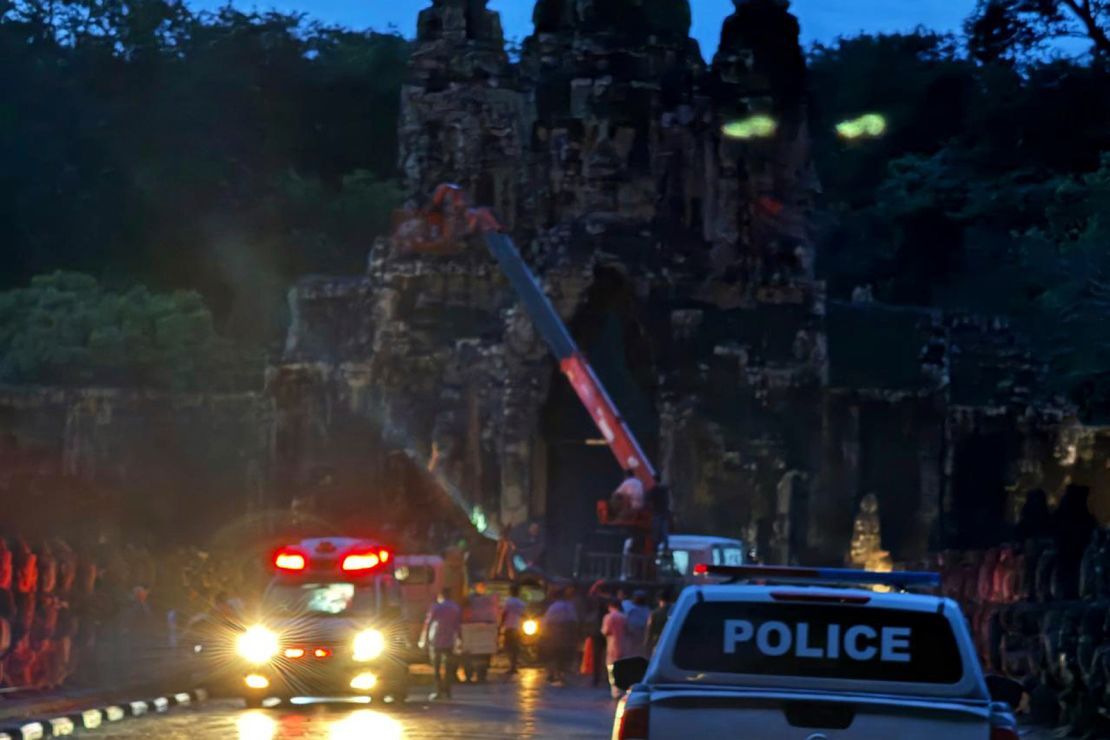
469,505 -> 488,534
835,113 -> 887,140
721,114 -> 778,140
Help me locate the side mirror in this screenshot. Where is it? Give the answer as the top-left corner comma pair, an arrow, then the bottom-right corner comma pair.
612,656 -> 649,691
985,674 -> 1023,707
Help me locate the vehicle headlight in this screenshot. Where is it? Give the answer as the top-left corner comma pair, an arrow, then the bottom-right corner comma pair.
237,626 -> 279,665
353,629 -> 386,662
522,619 -> 539,637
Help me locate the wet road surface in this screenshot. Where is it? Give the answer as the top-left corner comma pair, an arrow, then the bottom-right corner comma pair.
91,669 -> 614,738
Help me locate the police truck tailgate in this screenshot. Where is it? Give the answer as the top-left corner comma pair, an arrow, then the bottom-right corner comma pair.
624,577 -> 1003,740
645,687 -> 991,739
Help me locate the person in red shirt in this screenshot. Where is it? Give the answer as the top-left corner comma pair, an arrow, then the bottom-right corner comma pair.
601,599 -> 628,698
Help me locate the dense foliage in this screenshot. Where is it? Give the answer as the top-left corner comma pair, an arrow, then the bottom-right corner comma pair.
0,0 -> 408,345
810,18 -> 1110,417
966,0 -> 1110,63
3,0 -> 1110,415
0,272 -> 261,390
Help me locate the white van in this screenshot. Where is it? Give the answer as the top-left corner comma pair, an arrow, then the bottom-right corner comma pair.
664,535 -> 745,581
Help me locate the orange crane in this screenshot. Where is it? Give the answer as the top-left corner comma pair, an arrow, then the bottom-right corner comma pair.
393,185 -> 659,557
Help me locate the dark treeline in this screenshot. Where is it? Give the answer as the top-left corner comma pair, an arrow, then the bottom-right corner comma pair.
812,1 -> 1110,419
3,0 -> 1110,413
0,0 -> 408,350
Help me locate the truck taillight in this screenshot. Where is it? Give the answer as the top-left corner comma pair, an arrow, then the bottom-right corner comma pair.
989,700 -> 1019,740
612,694 -> 649,740
274,550 -> 306,571
341,548 -> 391,573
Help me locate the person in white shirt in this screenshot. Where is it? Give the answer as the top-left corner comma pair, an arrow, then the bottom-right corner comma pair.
499,583 -> 527,674
612,469 -> 645,518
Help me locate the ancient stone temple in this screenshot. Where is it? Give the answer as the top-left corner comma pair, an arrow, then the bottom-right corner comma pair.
268,0 -> 831,570
0,2 -> 1091,566
266,0 -> 1069,569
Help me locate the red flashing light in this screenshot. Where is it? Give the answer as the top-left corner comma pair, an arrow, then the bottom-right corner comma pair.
341,548 -> 391,573
284,648 -> 306,659
274,550 -> 307,572
614,698 -> 649,740
313,648 -> 331,659
692,563 -> 708,576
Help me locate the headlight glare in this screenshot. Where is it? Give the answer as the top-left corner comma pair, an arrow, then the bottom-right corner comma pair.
353,629 -> 386,662
237,626 -> 280,665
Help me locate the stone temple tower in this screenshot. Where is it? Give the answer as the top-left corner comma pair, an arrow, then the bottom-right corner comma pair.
388,0 -> 829,565
398,0 -> 534,229
306,0 -> 830,566
706,0 -> 820,292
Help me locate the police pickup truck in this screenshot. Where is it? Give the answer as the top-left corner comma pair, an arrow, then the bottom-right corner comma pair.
610,565 -> 1021,740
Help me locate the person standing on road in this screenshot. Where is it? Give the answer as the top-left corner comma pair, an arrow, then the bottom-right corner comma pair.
541,586 -> 579,686
460,581 -> 498,683
500,583 -> 526,675
420,587 -> 462,700
586,580 -> 612,687
623,591 -> 651,660
646,590 -> 673,653
601,599 -> 628,699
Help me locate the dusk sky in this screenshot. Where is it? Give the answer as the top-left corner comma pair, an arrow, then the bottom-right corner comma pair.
189,1 -> 979,55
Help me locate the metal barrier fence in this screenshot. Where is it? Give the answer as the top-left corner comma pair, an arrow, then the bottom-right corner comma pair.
573,548 -> 679,583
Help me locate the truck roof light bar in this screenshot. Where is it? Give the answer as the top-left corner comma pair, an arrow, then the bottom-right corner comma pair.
693,563 -> 940,589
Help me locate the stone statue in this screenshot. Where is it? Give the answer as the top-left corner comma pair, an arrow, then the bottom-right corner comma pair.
417,0 -> 503,44
714,0 -> 806,110
849,493 -> 893,572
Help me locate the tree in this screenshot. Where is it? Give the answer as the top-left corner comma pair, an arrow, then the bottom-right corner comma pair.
0,272 -> 262,390
0,1 -> 410,346
1016,158 -> 1110,418
808,33 -> 977,205
967,0 -> 1110,63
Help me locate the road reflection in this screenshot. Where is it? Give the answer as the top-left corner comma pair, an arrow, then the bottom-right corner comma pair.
518,667 -> 543,736
329,710 -> 403,740
237,712 -> 277,740
236,707 -> 404,740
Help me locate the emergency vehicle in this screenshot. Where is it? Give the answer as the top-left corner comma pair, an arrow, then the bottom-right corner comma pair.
232,537 -> 411,707
610,565 -> 1021,740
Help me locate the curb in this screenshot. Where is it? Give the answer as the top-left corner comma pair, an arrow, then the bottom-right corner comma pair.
0,689 -> 208,739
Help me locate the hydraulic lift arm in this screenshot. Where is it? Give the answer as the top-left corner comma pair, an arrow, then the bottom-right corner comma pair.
395,184 -> 657,494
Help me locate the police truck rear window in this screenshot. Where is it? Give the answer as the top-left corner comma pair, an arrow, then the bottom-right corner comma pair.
672,602 -> 962,684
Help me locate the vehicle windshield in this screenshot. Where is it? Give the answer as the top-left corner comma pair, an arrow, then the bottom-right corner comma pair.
718,547 -> 744,566
263,582 -> 375,617
672,550 -> 691,575
672,601 -> 963,685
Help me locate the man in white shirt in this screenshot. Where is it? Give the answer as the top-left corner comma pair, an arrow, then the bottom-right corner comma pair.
612,469 -> 645,518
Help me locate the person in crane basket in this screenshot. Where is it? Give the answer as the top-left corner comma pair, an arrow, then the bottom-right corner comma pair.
611,470 -> 645,521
